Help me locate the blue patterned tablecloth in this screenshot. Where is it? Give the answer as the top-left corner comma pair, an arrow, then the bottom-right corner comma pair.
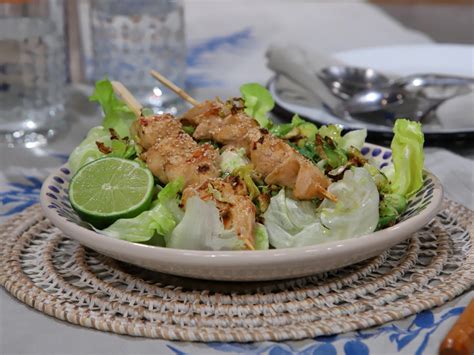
1,2 -> 473,354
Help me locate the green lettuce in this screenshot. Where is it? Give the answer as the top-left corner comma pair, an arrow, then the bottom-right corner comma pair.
167,196 -> 244,250
89,78 -> 136,137
106,137 -> 136,159
319,168 -> 379,237
255,223 -> 269,250
68,79 -> 138,173
220,148 -> 249,174
315,135 -> 347,169
319,125 -> 367,152
377,193 -> 407,229
68,127 -> 136,174
102,178 -> 184,243
240,83 -> 274,128
68,126 -> 110,174
233,164 -> 260,200
263,167 -> 379,248
389,119 -> 425,197
270,114 -> 318,140
364,163 -> 390,193
318,124 -> 342,142
339,129 -> 367,151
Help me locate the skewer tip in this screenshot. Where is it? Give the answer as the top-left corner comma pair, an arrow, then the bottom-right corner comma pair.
149,69 -> 200,107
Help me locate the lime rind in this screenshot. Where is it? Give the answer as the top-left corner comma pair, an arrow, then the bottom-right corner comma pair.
69,157 -> 154,228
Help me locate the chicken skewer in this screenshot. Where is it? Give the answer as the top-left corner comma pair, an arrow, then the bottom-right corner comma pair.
112,81 -> 257,250
132,114 -> 256,250
149,71 -> 336,202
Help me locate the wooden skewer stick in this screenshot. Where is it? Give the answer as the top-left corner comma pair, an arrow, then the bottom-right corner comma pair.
150,69 -> 199,107
244,239 -> 255,251
111,80 -> 143,117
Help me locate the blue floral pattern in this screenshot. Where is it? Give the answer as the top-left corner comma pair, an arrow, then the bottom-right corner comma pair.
0,176 -> 42,216
165,307 -> 464,355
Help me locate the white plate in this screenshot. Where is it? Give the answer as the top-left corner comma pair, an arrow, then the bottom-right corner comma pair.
40,143 -> 443,281
270,44 -> 474,135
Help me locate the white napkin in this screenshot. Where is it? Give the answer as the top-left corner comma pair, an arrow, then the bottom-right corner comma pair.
265,44 -> 343,111
437,91 -> 474,129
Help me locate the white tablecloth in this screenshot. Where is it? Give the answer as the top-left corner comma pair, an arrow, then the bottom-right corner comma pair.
1,2 -> 472,354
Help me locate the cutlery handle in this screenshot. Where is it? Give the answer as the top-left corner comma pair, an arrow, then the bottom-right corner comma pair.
397,74 -> 474,88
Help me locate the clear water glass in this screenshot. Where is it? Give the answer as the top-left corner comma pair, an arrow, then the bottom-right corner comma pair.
0,0 -> 66,148
90,0 -> 186,114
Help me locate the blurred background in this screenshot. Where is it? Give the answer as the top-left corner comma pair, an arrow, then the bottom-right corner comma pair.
0,0 -> 473,166
1,0 -> 473,150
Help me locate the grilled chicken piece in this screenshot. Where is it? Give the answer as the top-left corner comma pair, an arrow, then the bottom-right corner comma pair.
182,176 -> 256,249
250,130 -> 333,200
195,113 -> 258,148
132,114 -> 182,150
183,101 -> 258,148
145,135 -> 220,187
181,100 -> 223,125
132,114 -> 220,187
181,102 -> 336,201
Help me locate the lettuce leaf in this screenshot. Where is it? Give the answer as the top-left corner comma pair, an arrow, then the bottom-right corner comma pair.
102,178 -> 184,243
364,163 -> 390,193
240,83 -> 274,128
377,193 -> 407,229
167,196 -> 244,250
339,129 -> 367,151
89,78 -> 136,137
233,164 -> 260,200
389,119 -> 425,197
263,188 -> 321,248
315,134 -> 347,169
255,223 -> 269,250
317,125 -> 367,152
68,126 -> 110,174
263,167 -> 379,248
318,124 -> 342,142
68,127 -> 137,174
319,167 -> 379,238
220,148 -> 249,174
68,79 -> 138,172
270,114 -> 318,140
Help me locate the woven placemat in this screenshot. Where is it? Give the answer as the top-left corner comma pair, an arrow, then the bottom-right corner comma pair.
1,200 -> 473,342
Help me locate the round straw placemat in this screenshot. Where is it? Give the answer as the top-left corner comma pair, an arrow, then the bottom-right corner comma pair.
1,200 -> 473,342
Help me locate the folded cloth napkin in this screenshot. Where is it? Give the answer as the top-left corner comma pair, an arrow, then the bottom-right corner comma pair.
266,43 -> 474,130
266,44 -> 343,111
436,91 -> 474,129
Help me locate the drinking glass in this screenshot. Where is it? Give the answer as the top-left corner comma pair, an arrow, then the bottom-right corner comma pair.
0,0 -> 66,148
89,0 -> 186,114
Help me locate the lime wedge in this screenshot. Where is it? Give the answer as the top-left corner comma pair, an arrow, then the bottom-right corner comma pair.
69,157 -> 154,228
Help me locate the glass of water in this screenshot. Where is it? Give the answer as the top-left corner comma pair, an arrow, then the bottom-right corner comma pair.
89,0 -> 186,114
0,0 -> 66,148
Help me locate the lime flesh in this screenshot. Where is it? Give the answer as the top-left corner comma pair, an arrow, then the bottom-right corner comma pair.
69,157 -> 154,228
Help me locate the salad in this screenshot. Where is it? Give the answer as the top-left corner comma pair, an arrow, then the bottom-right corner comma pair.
68,79 -> 424,251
